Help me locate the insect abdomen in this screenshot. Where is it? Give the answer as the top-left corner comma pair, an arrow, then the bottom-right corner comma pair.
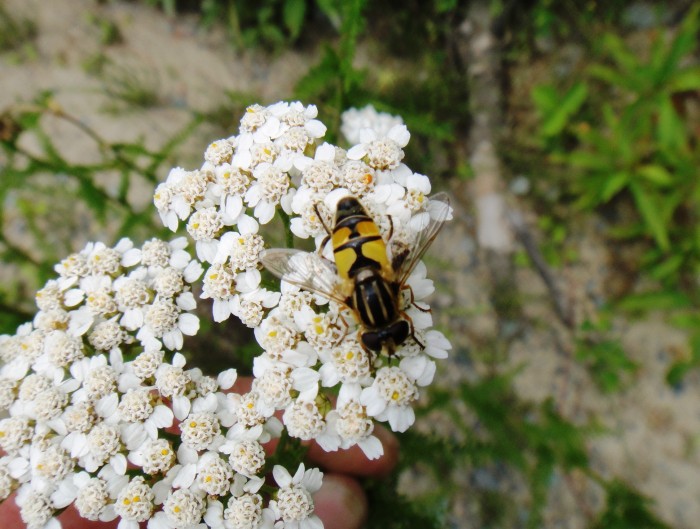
351,271 -> 399,329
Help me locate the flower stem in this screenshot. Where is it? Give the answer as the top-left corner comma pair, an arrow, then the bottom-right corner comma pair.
276,209 -> 295,248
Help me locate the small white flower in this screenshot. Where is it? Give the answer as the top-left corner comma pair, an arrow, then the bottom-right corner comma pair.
206,138 -> 235,166
130,349 -> 165,380
0,416 -> 33,454
245,159 -> 293,225
0,458 -> 15,501
42,329 -> 85,369
0,377 -> 17,411
230,289 -> 280,328
114,476 -> 155,526
341,160 -> 376,197
16,487 -> 59,529
360,366 -> 419,433
226,439 -> 266,478
206,475 -> 275,529
333,398 -> 383,459
88,317 -> 128,352
269,464 -> 323,529
129,438 -> 176,475
160,488 -> 206,528
137,297 -> 199,351
195,451 -> 234,496
187,206 -> 224,262
35,280 -> 65,312
74,475 -> 112,521
80,422 -> 126,474
340,105 -> 404,145
118,388 -> 174,450
180,411 -> 223,451
347,124 -> 410,171
282,400 -> 325,442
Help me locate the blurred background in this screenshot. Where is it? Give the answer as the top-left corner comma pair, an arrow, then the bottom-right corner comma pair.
2,1 -> 700,527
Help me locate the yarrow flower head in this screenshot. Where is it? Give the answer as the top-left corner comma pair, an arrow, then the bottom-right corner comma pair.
0,101 -> 453,529
150,100 -> 452,452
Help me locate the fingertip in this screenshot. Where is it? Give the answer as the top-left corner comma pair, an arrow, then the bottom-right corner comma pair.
313,474 -> 367,529
372,424 -> 399,476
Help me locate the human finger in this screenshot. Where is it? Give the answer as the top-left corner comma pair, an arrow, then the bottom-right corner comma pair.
313,474 -> 368,529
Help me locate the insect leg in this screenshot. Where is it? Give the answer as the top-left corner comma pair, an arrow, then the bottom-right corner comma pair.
386,214 -> 394,241
314,202 -> 332,254
401,312 -> 425,349
401,284 -> 431,313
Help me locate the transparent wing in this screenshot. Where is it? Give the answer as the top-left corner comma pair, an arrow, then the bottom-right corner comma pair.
393,192 -> 452,285
260,248 -> 349,305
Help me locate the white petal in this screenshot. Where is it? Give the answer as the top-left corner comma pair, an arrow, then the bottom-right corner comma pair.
346,144 -> 367,160
237,214 -> 259,235
63,289 -> 85,307
178,445 -> 200,464
163,328 -> 184,350
360,386 -> 385,416
122,248 -> 142,267
110,453 -> 127,475
96,393 -> 119,418
217,368 -> 237,390
305,119 -> 327,138
151,405 -> 175,428
172,395 -> 191,421
387,124 -> 410,147
272,465 -> 292,488
387,405 -> 415,432
184,260 -> 204,283
255,201 -> 276,225
176,292 -> 197,311
358,436 -> 384,460
212,299 -> 232,322
301,466 -> 323,493
173,463 -> 197,489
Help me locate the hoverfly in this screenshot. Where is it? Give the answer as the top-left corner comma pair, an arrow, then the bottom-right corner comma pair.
260,192 -> 451,357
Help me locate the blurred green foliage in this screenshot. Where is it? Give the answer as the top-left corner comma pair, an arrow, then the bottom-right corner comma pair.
0,93 -> 199,330
533,5 -> 700,286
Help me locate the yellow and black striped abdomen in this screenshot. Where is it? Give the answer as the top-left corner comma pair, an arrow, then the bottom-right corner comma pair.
351,271 -> 399,330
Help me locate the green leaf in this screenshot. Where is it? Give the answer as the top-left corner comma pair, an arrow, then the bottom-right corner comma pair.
588,64 -> 637,92
668,66 -> 700,91
617,291 -> 692,313
636,165 -> 674,187
652,5 -> 699,86
600,171 -> 630,202
531,84 -> 557,113
649,254 -> 684,281
537,82 -> 588,137
592,480 -> 673,529
601,33 -> 638,74
315,0 -> 342,29
656,97 -> 686,152
629,182 -> 670,252
283,0 -> 306,40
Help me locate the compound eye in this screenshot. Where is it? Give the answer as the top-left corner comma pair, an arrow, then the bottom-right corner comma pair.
361,331 -> 382,352
390,320 -> 410,347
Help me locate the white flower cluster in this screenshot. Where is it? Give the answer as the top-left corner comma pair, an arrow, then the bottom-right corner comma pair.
339,104 -> 405,145
0,237 -> 323,529
153,101 -> 453,458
